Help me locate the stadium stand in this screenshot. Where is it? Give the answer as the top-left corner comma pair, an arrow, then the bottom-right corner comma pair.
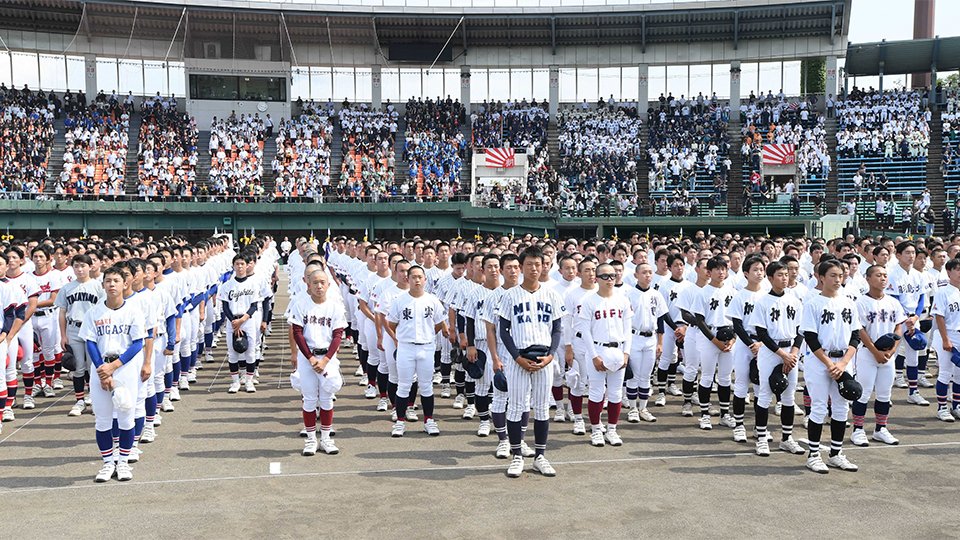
137,94 -> 198,201
207,113 -> 266,201
0,84 -> 54,198
402,97 -> 466,201
271,104 -> 333,202
337,103 -> 398,202
58,97 -> 130,199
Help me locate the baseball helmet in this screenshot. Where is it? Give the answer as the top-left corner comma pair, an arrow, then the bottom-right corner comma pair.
232,330 -> 249,354
465,349 -> 486,380
289,371 -> 302,392
837,371 -> 863,401
715,327 -> 736,342
873,333 -> 900,352
905,330 -> 927,351
919,319 -> 933,333
60,345 -> 77,373
519,345 -> 551,363
749,357 -> 760,385
951,348 -> 960,369
493,370 -> 508,392
768,364 -> 788,395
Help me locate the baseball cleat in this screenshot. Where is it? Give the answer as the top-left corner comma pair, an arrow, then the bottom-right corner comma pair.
654,392 -> 667,407
364,385 -> 377,399
84,395 -> 91,405
917,375 -> 934,388
719,414 -> 736,428
319,439 -> 340,455
506,455 -> 525,478
170,388 -> 181,401
906,393 -> 929,406
755,439 -> 770,457
95,462 -> 116,483
755,428 -> 774,442
590,430 -> 605,447
477,420 -> 491,437
952,407 -> 960,420
354,365 -> 365,377
826,452 -> 859,471
53,379 -> 64,390
42,384 -> 55,398
850,429 -> 870,447
779,437 -> 805,455
452,395 -> 465,409
604,430 -> 623,446
432,372 -> 441,385
698,416 -> 713,430
667,383 -> 682,396
391,421 -> 405,437
245,380 -> 257,393
732,425 -> 747,442
440,384 -> 451,398
462,404 -> 476,420
639,408 -> 658,422
115,462 -> 133,481
872,427 -> 899,445
520,441 -> 535,457
22,395 -> 35,409
161,397 -> 175,411
936,407 -> 956,422
553,409 -> 566,422
153,414 -> 162,426
572,418 -> 586,435
532,455 -> 556,477
405,409 -> 419,422
299,428 -> 308,437
178,378 -> 190,390
423,418 -> 440,436
495,440 -> 511,458
68,400 -> 86,417
140,426 -> 156,443
893,374 -> 908,389
376,397 -> 389,412
127,447 -> 142,464
627,407 -> 641,423
806,453 -> 829,474
302,439 -> 318,456
2,407 -> 14,422
187,370 -> 198,383
680,402 -> 693,417
227,381 -> 241,394
390,409 -> 398,422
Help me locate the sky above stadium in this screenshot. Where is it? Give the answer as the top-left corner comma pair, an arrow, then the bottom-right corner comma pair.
848,0 -> 960,43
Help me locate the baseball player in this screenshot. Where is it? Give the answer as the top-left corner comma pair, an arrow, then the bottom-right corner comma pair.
675,256 -> 710,420
749,261 -> 805,457
728,255 -> 766,442
31,246 -> 66,396
549,254 -> 578,421
578,263 -> 633,446
220,254 -> 263,393
81,265 -> 147,482
852,264 -> 905,446
0,253 -> 26,425
451,253 -> 484,418
931,258 -> 960,422
498,247 -> 564,478
289,268 -> 346,456
800,259 -> 862,474
55,254 -> 104,417
624,262 -> 667,423
386,265 -> 446,437
376,257 -> 420,422
6,247 -> 40,410
435,253 -> 466,402
886,242 -> 928,406
562,258 -> 598,435
463,254 -> 501,437
152,250 -> 183,413
653,253 -> 689,406
357,250 -> 391,401
139,257 -> 176,443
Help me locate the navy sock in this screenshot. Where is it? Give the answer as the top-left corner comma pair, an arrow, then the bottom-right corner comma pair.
465,381 -> 476,405
395,394 -> 409,420
134,416 -> 145,438
780,405 -> 795,441
388,382 -> 398,407
144,395 -> 157,419
492,411 -> 508,441
507,420 -> 523,455
533,419 -> 549,457
95,429 -> 113,460
376,371 -> 389,397
421,395 -> 435,419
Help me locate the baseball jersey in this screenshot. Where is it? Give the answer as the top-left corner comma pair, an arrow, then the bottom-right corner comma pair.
578,290 -> 633,358
750,291 -> 802,342
219,275 -> 262,318
54,266 -> 76,283
54,279 -> 104,340
286,295 -> 347,351
562,285 -> 597,346
786,282 -> 809,302
800,293 -> 862,353
729,287 -> 765,337
932,283 -> 960,335
625,286 -> 668,334
856,293 -> 906,342
387,291 -> 445,344
79,299 -> 147,358
463,284 -> 498,343
696,282 -> 736,329
0,279 -> 25,333
886,264 -> 924,314
497,283 -> 565,349
7,271 -> 40,302
674,283 -> 705,329
659,277 -> 689,325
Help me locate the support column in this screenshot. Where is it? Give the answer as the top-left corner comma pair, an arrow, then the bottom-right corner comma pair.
549,65 -> 559,124
824,56 -> 838,113
461,65 -> 471,117
371,65 -> 382,109
729,61 -> 741,115
912,0 -> 935,89
638,63 -> 649,122
83,54 -> 97,99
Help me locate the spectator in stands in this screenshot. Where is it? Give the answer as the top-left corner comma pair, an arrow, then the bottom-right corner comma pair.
208,112 -> 265,202
0,84 -> 55,198
404,97 -> 466,201
646,100 -> 729,196
59,95 -> 130,200
835,87 -> 930,160
337,102 -> 398,202
273,103 -> 333,202
559,105 -> 641,205
138,93 -> 198,202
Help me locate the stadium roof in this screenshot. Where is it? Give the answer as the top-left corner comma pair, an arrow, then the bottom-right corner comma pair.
844,36 -> 960,77
0,0 -> 850,50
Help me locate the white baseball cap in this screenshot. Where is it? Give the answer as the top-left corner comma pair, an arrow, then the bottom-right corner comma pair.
601,352 -> 624,372
111,384 -> 135,411
320,358 -> 343,394
289,371 -> 302,392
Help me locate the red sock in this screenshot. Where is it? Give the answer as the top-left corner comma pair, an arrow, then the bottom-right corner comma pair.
318,408 -> 334,430
53,353 -> 63,380
23,374 -> 34,396
551,386 -> 563,401
587,400 -> 604,425
569,394 -> 584,415
302,409 -> 317,432
607,401 -> 623,426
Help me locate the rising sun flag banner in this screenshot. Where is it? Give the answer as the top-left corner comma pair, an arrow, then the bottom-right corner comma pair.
484,148 -> 516,168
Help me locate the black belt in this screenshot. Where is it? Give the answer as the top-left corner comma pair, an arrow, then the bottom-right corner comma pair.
827,350 -> 846,358
595,341 -> 622,348
749,334 -> 758,340
34,310 -> 51,317
776,340 -> 793,348
68,320 -> 82,328
632,329 -> 653,337
311,348 -> 328,357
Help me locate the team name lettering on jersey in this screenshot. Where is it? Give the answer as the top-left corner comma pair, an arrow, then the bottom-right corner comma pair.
594,308 -> 625,320
513,301 -> 554,324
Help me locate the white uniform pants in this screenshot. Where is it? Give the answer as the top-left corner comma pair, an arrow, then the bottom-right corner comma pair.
505,354 -> 551,422
91,357 -> 139,431
804,357 -> 851,425
396,342 -> 435,398
657,327 -> 679,371
297,354 -> 338,411
627,335 -> 657,390
586,346 -> 627,404
853,347 -> 894,403
755,347 -> 798,408
732,339 -> 755,399
681,330 -> 703,383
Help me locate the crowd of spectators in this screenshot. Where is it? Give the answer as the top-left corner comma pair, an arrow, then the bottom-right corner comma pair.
136,93 -> 198,201
941,83 -> 960,187
337,102 -> 399,201
835,87 -> 930,159
558,105 -> 642,197
271,104 -> 333,202
57,92 -> 130,199
403,97 -> 466,200
207,112 -> 266,201
646,99 -> 730,195
0,84 -> 55,197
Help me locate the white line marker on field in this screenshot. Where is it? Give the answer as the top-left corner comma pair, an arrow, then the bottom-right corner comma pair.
269,462 -> 282,475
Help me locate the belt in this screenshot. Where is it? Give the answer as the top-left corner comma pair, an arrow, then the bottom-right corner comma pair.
595,341 -> 622,348
775,340 -> 793,348
710,325 -> 733,333
403,342 -> 432,346
827,350 -> 846,358
632,329 -> 653,337
67,319 -> 82,328
310,347 -> 329,357
34,310 -> 52,317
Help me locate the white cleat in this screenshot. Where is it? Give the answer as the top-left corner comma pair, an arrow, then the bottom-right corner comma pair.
68,400 -> 86,417
779,436 -> 805,455
732,425 -> 747,443
42,384 -> 55,398
440,384 -> 451,398
302,439 -> 318,456
667,383 -> 682,396
391,421 -> 405,437
937,407 -> 956,422
178,378 -> 190,390
893,374 -> 908,389
495,439 -> 510,459
755,439 -> 770,457
161,397 -> 175,412
654,392 -> 667,407
115,461 -> 133,481
719,414 -> 736,428
2,407 -> 14,422
95,462 -> 116,482
627,407 -> 641,423
170,388 -> 181,401
590,430 -> 605,447
432,372 -> 441,385
872,427 -> 899,445
405,409 -> 419,422
755,428 -> 774,442
604,430 -> 623,446
390,409 -> 398,422
462,404 -> 476,420
245,380 -> 257,393
520,441 -> 535,458
22,395 -> 35,409
680,402 -> 693,417
140,426 -> 156,443
227,381 -> 241,394
850,429 -> 870,447
532,455 -> 556,477
506,455 -> 525,478
639,408 -> 658,422
127,447 -> 142,464
553,409 -> 566,422
354,365 -> 365,377
917,375 -> 934,388
319,439 -> 340,455
364,385 -> 377,399
698,416 -> 713,430
84,395 -> 91,406
572,418 -> 586,435
153,414 -> 162,426
376,397 -> 389,412
423,418 -> 440,436
826,451 -> 859,471
906,393 -> 929,406
477,420 -> 491,437
806,452 -> 829,474
452,395 -> 465,409
953,407 -> 960,421
52,379 -> 64,390
187,370 -> 198,383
